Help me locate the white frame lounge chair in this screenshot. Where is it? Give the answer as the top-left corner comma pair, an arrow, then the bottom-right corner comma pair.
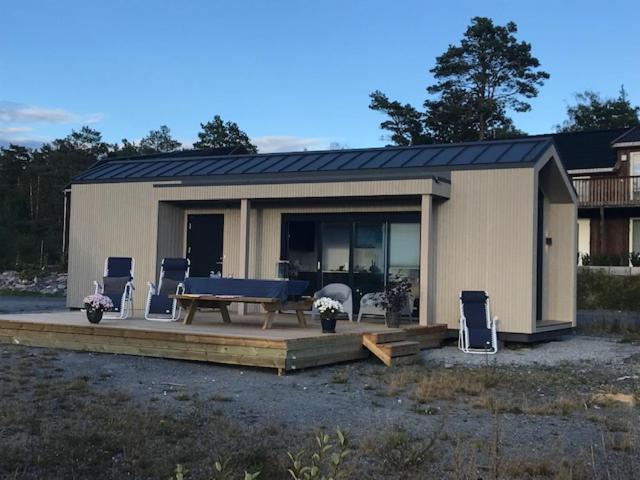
145,258 -> 190,322
458,290 -> 498,354
93,257 -> 135,320
311,283 -> 353,322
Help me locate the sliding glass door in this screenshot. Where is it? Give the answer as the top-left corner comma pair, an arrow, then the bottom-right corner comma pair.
282,213 -> 420,314
352,222 -> 386,306
321,222 -> 351,286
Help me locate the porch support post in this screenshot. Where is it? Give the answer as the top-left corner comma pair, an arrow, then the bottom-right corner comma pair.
238,198 -> 250,315
419,194 -> 434,326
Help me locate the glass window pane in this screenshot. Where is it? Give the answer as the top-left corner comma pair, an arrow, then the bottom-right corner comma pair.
354,223 -> 385,274
321,223 -> 350,272
633,220 -> 640,253
389,223 -> 420,299
288,221 -> 317,273
389,223 -> 420,267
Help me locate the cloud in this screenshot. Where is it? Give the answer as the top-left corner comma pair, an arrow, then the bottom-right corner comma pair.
0,126 -> 33,134
0,136 -> 46,148
253,135 -> 331,153
0,126 -> 47,148
0,101 -> 103,124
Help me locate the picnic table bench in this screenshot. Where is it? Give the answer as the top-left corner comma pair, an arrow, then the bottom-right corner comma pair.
170,294 -> 314,329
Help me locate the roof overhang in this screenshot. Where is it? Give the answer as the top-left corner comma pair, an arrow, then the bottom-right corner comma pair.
148,176 -> 452,202
534,144 -> 578,204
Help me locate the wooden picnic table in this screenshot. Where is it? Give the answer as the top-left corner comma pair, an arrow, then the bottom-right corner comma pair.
170,294 -> 314,329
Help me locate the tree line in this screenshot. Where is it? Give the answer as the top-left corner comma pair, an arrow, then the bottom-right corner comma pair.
1,16 -> 639,271
0,117 -> 256,269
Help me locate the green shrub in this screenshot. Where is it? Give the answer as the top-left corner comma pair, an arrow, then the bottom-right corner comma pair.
591,253 -> 629,266
578,269 -> 640,311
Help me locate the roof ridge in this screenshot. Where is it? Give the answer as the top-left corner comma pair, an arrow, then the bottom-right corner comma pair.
610,126 -> 640,145
97,136 -> 551,166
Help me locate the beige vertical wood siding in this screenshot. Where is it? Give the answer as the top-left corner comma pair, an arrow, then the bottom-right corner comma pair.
543,203 -> 577,326
156,202 -> 185,279
67,183 -> 158,310
538,157 -> 577,327
434,169 -> 536,334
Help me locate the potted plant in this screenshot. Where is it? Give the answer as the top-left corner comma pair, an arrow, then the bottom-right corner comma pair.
83,294 -> 114,324
375,275 -> 412,328
313,297 -> 343,333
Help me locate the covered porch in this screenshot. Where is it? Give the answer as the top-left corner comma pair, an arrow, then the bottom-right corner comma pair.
151,184 -> 450,326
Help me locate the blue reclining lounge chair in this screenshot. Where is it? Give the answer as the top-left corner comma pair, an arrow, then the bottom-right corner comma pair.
145,258 -> 190,321
93,257 -> 135,319
458,290 -> 498,354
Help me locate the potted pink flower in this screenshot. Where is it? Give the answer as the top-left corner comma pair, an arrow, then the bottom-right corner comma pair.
83,294 -> 114,324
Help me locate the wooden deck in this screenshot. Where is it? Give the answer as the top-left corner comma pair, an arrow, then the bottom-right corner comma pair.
0,311 -> 447,373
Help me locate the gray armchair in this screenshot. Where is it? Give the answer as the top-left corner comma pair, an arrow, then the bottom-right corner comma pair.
311,283 -> 353,322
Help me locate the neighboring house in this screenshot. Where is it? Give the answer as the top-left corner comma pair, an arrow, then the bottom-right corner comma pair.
551,127 -> 640,263
66,137 -> 576,340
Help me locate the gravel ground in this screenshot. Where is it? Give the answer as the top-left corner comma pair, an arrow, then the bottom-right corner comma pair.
0,295 -> 66,313
2,333 -> 639,478
425,335 -> 640,366
3,334 -> 637,437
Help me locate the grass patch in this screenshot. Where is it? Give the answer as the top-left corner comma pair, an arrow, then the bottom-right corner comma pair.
330,371 -> 349,384
209,394 -> 234,402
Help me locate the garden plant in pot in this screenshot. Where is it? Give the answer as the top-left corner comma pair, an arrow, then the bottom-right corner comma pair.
83,294 -> 114,324
375,275 -> 412,328
314,297 -> 343,333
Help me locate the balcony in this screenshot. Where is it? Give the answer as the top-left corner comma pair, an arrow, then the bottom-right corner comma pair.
573,176 -> 640,207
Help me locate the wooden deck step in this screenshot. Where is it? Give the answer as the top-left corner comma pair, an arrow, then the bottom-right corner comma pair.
362,330 -> 406,344
379,340 -> 420,357
403,324 -> 448,349
362,334 -> 420,367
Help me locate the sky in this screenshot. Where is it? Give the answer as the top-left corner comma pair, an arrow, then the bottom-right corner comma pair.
1,0 -> 639,152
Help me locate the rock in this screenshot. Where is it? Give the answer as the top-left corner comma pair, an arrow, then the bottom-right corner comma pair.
0,269 -> 67,294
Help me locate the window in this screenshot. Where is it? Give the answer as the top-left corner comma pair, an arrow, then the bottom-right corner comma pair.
632,219 -> 640,254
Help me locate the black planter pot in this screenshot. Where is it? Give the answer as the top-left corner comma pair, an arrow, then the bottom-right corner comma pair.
86,308 -> 104,324
386,311 -> 401,328
320,316 -> 337,333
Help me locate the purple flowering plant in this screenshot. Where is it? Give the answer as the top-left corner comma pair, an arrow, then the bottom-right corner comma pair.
83,294 -> 114,312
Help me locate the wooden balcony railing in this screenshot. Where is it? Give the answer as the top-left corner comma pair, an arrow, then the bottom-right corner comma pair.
572,176 -> 640,207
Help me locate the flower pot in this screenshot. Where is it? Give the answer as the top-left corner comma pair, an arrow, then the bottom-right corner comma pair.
320,316 -> 337,333
386,311 -> 401,328
86,308 -> 103,324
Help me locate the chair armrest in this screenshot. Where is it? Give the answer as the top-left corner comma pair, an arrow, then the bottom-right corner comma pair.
147,281 -> 157,295
93,280 -> 102,294
176,282 -> 185,295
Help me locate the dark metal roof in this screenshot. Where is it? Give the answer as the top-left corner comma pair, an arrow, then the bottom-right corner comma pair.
611,126 -> 640,145
548,128 -> 631,171
71,137 -> 555,185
